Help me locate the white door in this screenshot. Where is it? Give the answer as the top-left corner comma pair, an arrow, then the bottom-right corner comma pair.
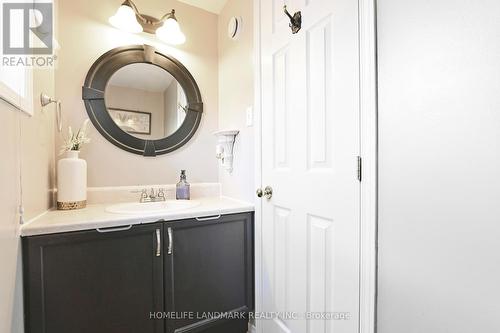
259,0 -> 360,332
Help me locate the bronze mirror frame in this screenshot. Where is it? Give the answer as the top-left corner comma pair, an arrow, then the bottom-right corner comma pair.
82,44 -> 203,156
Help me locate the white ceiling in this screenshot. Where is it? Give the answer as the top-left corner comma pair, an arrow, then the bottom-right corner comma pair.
177,0 -> 228,14
108,63 -> 175,93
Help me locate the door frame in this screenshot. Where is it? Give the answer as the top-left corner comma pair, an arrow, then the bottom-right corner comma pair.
358,0 -> 378,332
252,0 -> 378,332
251,0 -> 263,331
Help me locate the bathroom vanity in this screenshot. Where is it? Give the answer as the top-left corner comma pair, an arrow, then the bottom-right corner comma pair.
21,197 -> 254,333
20,43 -> 256,333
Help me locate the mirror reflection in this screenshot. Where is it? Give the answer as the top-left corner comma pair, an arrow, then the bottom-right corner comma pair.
105,63 -> 187,140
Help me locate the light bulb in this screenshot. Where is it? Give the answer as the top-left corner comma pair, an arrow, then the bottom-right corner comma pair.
156,17 -> 186,45
109,3 -> 143,34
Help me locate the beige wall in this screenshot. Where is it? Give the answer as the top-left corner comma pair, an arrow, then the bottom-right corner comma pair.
164,82 -> 179,136
21,67 -> 57,220
218,0 -> 255,202
56,0 -> 219,187
0,67 -> 56,332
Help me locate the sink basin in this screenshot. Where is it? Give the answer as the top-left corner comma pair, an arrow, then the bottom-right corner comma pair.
106,200 -> 200,215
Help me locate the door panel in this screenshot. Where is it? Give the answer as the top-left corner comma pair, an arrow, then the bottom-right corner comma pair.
273,47 -> 291,170
273,205 -> 291,314
260,0 -> 361,332
306,17 -> 334,171
307,214 -> 334,333
164,213 -> 254,333
22,224 -> 164,333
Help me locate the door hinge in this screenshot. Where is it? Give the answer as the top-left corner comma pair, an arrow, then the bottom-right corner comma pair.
357,156 -> 362,182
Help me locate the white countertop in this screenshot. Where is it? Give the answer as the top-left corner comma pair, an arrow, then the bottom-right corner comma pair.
21,197 -> 254,237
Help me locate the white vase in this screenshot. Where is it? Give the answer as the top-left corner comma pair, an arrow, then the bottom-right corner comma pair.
57,150 -> 87,210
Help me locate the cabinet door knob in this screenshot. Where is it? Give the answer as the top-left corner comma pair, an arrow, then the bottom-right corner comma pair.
256,188 -> 263,197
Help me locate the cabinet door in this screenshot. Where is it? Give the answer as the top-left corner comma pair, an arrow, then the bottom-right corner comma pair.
23,223 -> 164,333
164,212 -> 254,333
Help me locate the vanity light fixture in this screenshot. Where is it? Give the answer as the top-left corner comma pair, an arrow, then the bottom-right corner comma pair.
108,1 -> 143,33
109,0 -> 186,45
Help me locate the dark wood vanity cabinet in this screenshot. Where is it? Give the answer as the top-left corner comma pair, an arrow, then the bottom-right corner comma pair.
22,212 -> 254,333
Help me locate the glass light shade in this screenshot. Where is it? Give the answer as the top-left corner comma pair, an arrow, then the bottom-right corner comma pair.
155,17 -> 186,45
109,4 -> 143,33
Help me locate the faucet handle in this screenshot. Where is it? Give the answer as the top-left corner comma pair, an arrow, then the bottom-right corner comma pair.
131,188 -> 149,202
158,188 -> 166,200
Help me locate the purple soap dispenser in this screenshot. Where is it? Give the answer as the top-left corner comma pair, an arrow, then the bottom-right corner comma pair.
176,170 -> 190,200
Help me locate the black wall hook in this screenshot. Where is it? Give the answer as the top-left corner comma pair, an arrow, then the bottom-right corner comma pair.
283,5 -> 302,34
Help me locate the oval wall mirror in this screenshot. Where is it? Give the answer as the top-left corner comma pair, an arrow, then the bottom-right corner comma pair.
82,45 -> 203,156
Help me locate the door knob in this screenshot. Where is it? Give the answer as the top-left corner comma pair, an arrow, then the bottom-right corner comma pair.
263,186 -> 273,199
257,186 -> 273,199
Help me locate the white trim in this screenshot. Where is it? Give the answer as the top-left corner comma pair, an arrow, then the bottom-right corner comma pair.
0,81 -> 22,108
358,0 -> 378,332
0,2 -> 35,116
253,0 -> 263,333
0,0 -> 34,116
0,67 -> 34,116
248,323 -> 257,333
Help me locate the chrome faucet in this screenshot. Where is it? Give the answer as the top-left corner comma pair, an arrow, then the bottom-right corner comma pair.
135,188 -> 167,203
140,189 -> 148,202
149,188 -> 156,200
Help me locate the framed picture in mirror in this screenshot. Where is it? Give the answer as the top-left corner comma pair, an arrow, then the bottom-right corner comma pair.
108,108 -> 152,135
